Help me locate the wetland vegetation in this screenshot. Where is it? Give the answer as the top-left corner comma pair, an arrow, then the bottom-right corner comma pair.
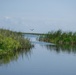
0,28 -> 32,55
39,30 -> 76,46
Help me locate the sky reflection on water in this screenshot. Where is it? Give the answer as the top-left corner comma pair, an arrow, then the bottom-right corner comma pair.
0,34 -> 76,75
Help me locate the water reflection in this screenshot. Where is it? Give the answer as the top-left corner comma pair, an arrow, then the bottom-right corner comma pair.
0,48 -> 33,66
1,34 -> 76,66
1,34 -> 76,75
45,45 -> 76,54
25,34 -> 76,54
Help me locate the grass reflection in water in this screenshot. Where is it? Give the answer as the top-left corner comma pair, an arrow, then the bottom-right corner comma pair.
46,44 -> 76,54
0,47 -> 33,66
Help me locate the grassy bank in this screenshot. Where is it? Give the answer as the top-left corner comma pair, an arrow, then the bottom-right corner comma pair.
39,30 -> 76,45
0,29 -> 32,54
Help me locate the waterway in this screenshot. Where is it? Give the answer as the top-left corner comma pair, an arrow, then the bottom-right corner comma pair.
0,34 -> 76,75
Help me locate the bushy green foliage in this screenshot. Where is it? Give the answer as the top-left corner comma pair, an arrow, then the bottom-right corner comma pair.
39,30 -> 76,45
0,36 -> 20,50
0,28 -> 32,54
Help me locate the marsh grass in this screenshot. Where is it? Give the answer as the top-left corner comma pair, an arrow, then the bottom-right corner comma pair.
0,28 -> 32,54
39,30 -> 76,45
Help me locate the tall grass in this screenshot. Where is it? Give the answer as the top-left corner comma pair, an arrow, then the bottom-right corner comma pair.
39,30 -> 76,45
0,28 -> 32,54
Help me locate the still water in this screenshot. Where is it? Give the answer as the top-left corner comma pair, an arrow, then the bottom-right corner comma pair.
0,34 -> 76,75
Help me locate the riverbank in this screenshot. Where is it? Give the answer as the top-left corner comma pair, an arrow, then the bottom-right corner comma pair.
0,29 -> 32,54
39,30 -> 76,46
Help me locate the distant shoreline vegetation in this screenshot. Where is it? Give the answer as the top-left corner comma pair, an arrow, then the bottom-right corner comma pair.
39,30 -> 76,46
0,28 -> 32,55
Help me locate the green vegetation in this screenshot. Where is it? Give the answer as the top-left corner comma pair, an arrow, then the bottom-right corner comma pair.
0,48 -> 32,65
39,30 -> 76,45
0,28 -> 32,54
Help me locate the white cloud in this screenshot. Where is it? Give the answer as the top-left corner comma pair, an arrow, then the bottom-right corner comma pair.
0,16 -> 76,33
4,16 -> 11,19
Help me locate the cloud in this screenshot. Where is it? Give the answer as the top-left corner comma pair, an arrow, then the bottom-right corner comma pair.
4,16 -> 11,19
0,16 -> 76,33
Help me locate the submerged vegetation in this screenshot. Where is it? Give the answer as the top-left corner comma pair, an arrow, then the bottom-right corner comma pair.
0,28 -> 32,54
39,30 -> 76,46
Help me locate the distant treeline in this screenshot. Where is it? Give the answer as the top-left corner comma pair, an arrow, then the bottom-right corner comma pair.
23,32 -> 45,35
39,30 -> 76,45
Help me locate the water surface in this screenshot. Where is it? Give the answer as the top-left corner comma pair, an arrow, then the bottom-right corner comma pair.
0,34 -> 76,75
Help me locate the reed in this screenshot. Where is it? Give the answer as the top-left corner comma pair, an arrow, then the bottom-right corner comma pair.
39,30 -> 76,45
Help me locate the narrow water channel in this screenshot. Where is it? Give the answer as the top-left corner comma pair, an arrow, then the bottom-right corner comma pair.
0,34 -> 76,75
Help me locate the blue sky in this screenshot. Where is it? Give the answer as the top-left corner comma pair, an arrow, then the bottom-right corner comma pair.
0,0 -> 76,33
